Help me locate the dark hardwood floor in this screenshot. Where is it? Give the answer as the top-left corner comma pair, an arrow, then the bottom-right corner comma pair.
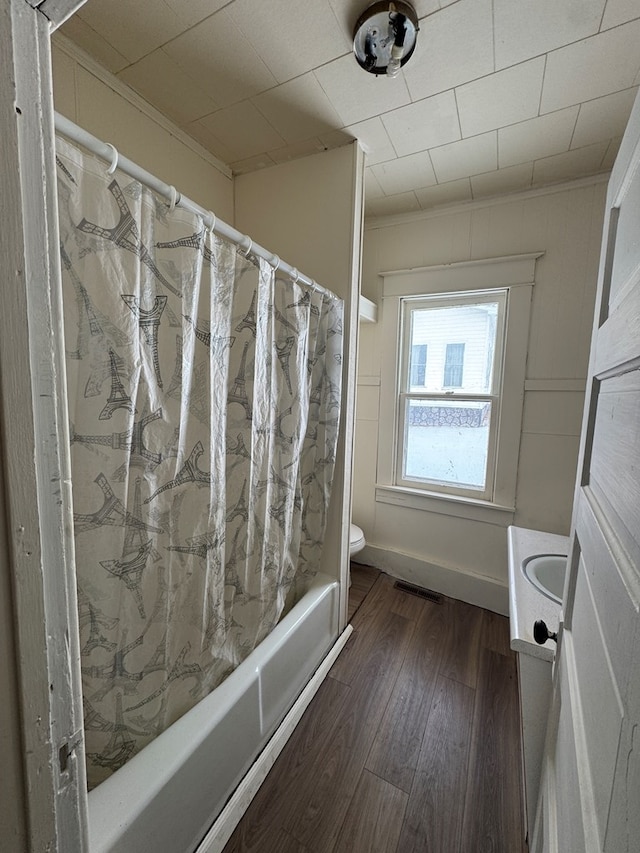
223,564 -> 526,853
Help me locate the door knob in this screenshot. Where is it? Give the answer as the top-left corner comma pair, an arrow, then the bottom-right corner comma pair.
533,619 -> 557,644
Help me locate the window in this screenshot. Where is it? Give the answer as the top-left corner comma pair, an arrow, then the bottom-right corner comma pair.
376,252 -> 539,519
443,343 -> 465,387
397,292 -> 506,500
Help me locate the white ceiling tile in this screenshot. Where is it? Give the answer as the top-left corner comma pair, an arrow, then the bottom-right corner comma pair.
366,191 -> 421,217
74,0 -> 218,64
571,88 -> 638,149
456,58 -> 545,137
371,151 -> 437,194
540,20 -> 640,113
343,117 -> 396,166
415,178 -> 472,209
364,168 -> 385,200
58,16 -> 129,74
198,101 -> 286,162
268,139 -> 330,164
183,119 -> 235,164
403,0 -> 494,101
430,132 -> 497,183
227,0 -> 351,84
601,136 -> 623,170
498,107 -> 578,168
494,0 -> 605,70
164,11 -> 278,109
381,91 -> 460,157
163,0 -> 229,27
315,54 -> 412,126
532,141 -> 609,185
601,0 -> 640,29
471,163 -> 534,198
118,49 -> 220,127
231,153 -> 277,175
252,74 -> 342,144
412,0 -> 440,16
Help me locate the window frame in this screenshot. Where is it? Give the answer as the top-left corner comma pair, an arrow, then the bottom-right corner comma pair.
396,290 -> 507,501
376,253 -> 541,522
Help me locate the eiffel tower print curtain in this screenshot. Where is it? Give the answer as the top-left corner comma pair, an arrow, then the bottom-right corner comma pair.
55,137 -> 343,790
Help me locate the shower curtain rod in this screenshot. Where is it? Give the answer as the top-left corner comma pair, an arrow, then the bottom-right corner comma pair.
54,112 -> 338,301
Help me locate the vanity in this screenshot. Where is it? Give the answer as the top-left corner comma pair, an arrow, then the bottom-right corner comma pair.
507,525 -> 569,845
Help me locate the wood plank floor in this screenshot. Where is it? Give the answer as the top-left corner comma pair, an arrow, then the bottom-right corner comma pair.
223,566 -> 526,853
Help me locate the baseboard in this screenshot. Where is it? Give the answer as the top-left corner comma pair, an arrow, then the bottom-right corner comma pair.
196,624 -> 354,853
358,544 -> 509,615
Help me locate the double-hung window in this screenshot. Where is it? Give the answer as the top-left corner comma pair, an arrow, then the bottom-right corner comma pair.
397,291 -> 506,501
376,253 -> 539,518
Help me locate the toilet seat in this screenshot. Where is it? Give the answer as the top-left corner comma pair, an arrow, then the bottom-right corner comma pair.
349,523 -> 365,557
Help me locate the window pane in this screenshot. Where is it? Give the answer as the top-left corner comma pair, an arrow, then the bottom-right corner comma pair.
444,343 -> 464,387
407,301 -> 499,393
403,399 -> 491,490
410,343 -> 427,387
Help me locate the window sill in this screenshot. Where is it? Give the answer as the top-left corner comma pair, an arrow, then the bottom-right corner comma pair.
375,484 -> 515,526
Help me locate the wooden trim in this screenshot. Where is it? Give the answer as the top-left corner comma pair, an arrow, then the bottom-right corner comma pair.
1,2 -> 87,850
357,544 -> 509,615
359,295 -> 378,322
365,172 -> 610,231
524,379 -> 586,392
196,626 -> 354,853
38,0 -> 88,30
380,253 -> 543,296
375,485 -> 515,525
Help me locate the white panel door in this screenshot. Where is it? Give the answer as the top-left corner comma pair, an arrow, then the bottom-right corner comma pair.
534,90 -> 640,852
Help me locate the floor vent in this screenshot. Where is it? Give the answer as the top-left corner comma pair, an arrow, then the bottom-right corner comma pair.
394,581 -> 444,604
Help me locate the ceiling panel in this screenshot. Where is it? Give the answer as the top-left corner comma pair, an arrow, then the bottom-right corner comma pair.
252,74 -> 343,144
371,150 -> 437,194
118,49 -> 221,125
532,141 -> 609,185
430,132 -> 497,183
226,0 -> 351,83
493,0 -> 606,70
456,58 -> 545,138
571,87 -> 639,148
498,108 -> 579,169
403,0 -> 494,101
163,10 -> 278,109
471,163 -> 534,198
540,20 -> 640,113
57,0 -> 640,217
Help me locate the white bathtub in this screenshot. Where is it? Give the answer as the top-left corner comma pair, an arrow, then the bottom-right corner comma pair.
88,572 -> 340,853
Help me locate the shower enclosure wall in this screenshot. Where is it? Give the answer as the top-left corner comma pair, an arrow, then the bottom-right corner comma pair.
1,6 -> 365,849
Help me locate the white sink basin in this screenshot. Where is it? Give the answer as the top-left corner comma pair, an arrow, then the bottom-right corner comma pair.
523,554 -> 567,604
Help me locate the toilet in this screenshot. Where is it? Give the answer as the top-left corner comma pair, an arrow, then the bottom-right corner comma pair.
349,523 -> 366,558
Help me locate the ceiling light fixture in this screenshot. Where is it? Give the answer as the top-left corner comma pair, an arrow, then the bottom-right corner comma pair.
353,1 -> 419,78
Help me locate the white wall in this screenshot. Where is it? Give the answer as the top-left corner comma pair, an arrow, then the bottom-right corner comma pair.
354,179 -> 607,613
51,35 -> 233,221
235,143 -> 365,625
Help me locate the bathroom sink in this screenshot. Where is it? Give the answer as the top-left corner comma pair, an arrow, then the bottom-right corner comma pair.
522,554 -> 567,604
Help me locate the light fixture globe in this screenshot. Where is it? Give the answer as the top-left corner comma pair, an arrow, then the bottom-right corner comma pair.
353,1 -> 419,77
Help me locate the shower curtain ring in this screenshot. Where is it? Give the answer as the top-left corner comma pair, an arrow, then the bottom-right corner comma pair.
105,143 -> 119,175
291,267 -> 300,283
206,211 -> 216,233
167,185 -> 178,211
272,254 -> 281,272
241,236 -> 253,257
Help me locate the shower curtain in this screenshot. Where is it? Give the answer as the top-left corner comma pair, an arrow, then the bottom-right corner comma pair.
55,137 -> 343,790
